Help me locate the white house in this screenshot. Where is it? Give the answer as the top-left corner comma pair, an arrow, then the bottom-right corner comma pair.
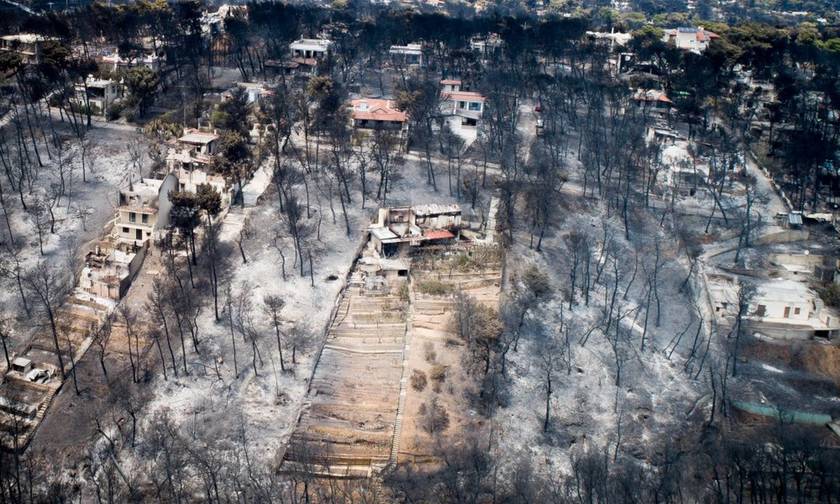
586,30 -> 632,48
389,43 -> 423,66
74,76 -> 122,116
711,277 -> 840,340
368,204 -> 461,255
100,52 -> 162,72
235,82 -> 274,104
470,34 -> 502,60
658,141 -> 709,194
662,27 -> 720,53
440,87 -> 486,127
115,175 -> 178,246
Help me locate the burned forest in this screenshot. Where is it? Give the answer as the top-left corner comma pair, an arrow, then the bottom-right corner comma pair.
0,0 -> 838,502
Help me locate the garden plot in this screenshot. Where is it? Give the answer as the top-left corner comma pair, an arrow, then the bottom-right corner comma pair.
396,246 -> 503,465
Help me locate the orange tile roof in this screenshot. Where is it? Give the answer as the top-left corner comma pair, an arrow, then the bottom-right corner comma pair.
423,229 -> 455,240
634,89 -> 672,104
441,91 -> 486,102
696,29 -> 719,42
350,99 -> 407,122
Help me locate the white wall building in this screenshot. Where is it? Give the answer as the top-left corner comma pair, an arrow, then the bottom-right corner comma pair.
74,76 -> 122,116
80,239 -> 147,301
289,38 -> 332,60
662,27 -> 719,53
389,43 -> 423,66
711,277 -> 840,340
115,175 -> 178,246
0,33 -> 56,64
100,52 -> 162,72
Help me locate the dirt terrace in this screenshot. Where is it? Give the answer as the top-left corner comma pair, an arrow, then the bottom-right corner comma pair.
284,268 -> 408,476
284,243 -> 503,475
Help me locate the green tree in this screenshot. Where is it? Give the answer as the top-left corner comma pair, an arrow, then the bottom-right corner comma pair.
213,132 -> 251,208
125,66 -> 160,118
169,191 -> 201,269
195,183 -> 223,226
212,86 -> 250,136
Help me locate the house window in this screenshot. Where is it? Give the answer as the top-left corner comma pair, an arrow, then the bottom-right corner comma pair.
783,306 -> 791,318
122,227 -> 129,234
129,212 -> 136,223
794,307 -> 801,315
458,101 -> 466,109
756,304 -> 767,317
142,214 -> 149,224
468,102 -> 481,111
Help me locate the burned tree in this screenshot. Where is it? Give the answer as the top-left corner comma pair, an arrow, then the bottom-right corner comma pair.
25,262 -> 70,378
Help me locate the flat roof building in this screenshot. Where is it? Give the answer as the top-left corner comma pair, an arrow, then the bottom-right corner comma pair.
289,38 -> 332,59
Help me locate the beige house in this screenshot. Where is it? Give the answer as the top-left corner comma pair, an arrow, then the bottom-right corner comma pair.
177,128 -> 219,156
166,129 -> 219,171
349,98 -> 408,133
662,27 -> 719,53
115,175 -> 178,246
165,127 -> 231,209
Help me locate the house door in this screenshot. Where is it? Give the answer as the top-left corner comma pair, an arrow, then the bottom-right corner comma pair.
136,229 -> 143,241
783,306 -> 790,318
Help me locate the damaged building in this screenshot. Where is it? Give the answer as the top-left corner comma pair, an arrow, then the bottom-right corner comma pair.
79,238 -> 147,301
367,204 -> 461,256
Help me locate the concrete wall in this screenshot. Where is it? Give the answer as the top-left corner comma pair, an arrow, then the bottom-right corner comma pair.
752,298 -> 812,322
745,321 -> 815,340
177,168 -> 232,208
755,229 -> 809,245
155,173 -> 178,231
